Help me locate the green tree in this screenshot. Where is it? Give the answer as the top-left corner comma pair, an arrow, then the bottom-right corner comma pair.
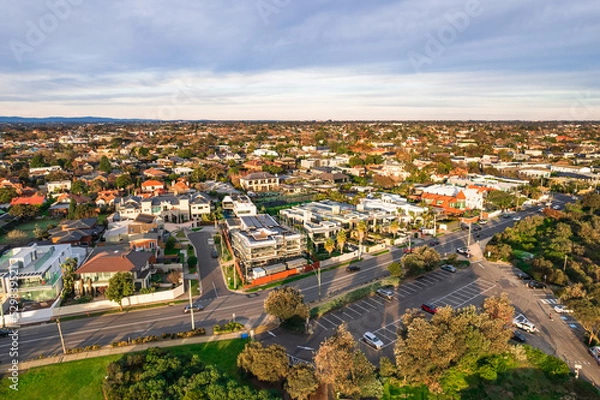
67,198 -> 77,219
137,147 -> 150,158
165,236 -> 177,252
486,190 -> 515,210
336,230 -> 347,253
314,324 -> 381,399
237,342 -> 289,382
33,224 -> 44,239
115,173 -> 133,189
355,220 -> 368,247
30,153 -> 47,168
388,261 -> 404,278
348,156 -> 364,167
389,220 -> 400,239
324,237 -> 335,257
60,258 -> 78,299
285,363 -> 319,400
99,155 -> 112,173
9,203 -> 38,220
570,298 -> 600,345
106,272 -> 134,311
187,255 -> 198,270
70,179 -> 88,195
264,286 -> 309,322
0,187 -> 17,203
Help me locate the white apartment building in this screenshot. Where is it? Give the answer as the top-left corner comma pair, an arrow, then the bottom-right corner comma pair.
115,193 -> 211,223
422,184 -> 485,210
0,244 -> 77,303
358,193 -> 427,223
222,194 -> 257,217
226,214 -> 304,275
47,180 -> 72,193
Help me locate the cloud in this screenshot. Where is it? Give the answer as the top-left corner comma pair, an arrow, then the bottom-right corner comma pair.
0,0 -> 598,119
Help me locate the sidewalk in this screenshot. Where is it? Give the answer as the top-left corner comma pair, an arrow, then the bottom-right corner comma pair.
19,331 -> 246,371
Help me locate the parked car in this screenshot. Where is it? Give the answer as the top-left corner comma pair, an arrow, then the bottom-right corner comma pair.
589,346 -> 600,365
460,224 -> 470,231
513,216 -> 522,221
440,264 -> 457,273
210,249 -> 219,258
456,247 -> 471,257
0,328 -> 11,337
363,331 -> 384,350
346,265 -> 360,273
552,205 -> 561,210
421,303 -> 438,314
403,248 -> 414,254
472,224 -> 482,231
527,280 -> 547,289
184,303 -> 205,313
376,286 -> 394,300
511,330 -> 527,343
553,305 -> 573,314
428,238 -> 441,246
513,314 -> 537,333
479,219 -> 488,225
516,272 -> 531,281
502,213 -> 512,219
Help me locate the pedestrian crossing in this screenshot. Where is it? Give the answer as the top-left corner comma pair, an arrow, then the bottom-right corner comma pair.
539,298 -> 559,305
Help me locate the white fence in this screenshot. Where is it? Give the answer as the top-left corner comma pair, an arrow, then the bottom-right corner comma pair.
320,250 -> 359,268
6,284 -> 185,326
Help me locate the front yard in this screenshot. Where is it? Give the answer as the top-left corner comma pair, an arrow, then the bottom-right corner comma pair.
0,217 -> 61,245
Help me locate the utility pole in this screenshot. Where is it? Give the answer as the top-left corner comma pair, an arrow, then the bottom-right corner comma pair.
317,265 -> 321,299
564,254 -> 568,272
188,279 -> 195,330
56,318 -> 67,354
433,213 -> 437,237
467,223 -> 472,247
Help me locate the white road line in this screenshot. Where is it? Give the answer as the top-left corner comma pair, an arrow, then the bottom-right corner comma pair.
352,303 -> 371,313
454,285 -> 497,308
315,320 -> 329,330
384,327 -> 397,336
400,285 -> 418,293
374,330 -> 395,341
345,306 -> 362,316
369,297 -> 385,306
342,311 -> 354,319
362,298 -> 380,308
329,313 -> 346,323
321,316 -> 337,327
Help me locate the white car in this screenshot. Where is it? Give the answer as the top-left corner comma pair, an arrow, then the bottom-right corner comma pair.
363,331 -> 384,350
513,314 -> 537,333
553,305 -> 573,314
513,216 -> 522,221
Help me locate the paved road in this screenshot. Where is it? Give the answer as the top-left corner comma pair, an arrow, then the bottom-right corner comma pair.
186,230 -> 229,300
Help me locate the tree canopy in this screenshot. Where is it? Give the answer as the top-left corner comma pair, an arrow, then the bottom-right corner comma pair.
106,272 -> 134,311
264,286 -> 309,322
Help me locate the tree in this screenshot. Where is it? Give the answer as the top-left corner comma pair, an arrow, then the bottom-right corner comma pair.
264,286 -> 309,322
570,298 -> 600,345
115,173 -> 133,189
482,293 -> 514,325
237,342 -> 289,382
187,255 -> 198,270
67,198 -> 77,219
486,190 -> 515,210
30,153 -> 46,168
388,262 -> 404,278
0,187 -> 17,203
33,224 -> 44,239
9,203 -> 38,220
6,230 -> 27,241
137,147 -> 150,158
355,220 -> 368,247
70,179 -> 88,195
60,258 -> 78,299
167,270 -> 181,286
165,236 -> 177,252
324,237 -> 335,257
99,155 -> 112,173
106,272 -> 134,311
389,220 -> 400,239
314,324 -> 381,399
336,230 -> 347,253
348,156 -> 364,167
285,363 -> 319,400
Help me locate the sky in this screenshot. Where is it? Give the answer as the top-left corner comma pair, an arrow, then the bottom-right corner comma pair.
0,0 -> 599,120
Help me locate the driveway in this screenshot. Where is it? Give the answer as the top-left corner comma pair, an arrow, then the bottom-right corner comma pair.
187,230 -> 229,300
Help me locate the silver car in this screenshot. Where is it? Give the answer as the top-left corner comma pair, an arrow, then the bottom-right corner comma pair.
440,264 -> 457,273
363,331 -> 384,350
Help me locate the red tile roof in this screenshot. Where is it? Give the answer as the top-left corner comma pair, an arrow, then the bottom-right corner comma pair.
10,194 -> 46,206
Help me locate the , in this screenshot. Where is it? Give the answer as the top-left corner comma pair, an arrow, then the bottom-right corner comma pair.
184,303 -> 204,313
421,303 -> 437,314
440,264 -> 457,273
362,331 -> 384,350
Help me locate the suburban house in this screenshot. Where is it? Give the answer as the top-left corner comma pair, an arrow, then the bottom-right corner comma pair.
10,194 -> 46,207
143,168 -> 168,179
0,243 -> 76,303
48,193 -> 91,218
239,172 -> 280,192
222,194 -> 257,217
46,180 -> 72,193
421,184 -> 485,211
48,218 -> 104,245
95,190 -> 119,208
114,192 -> 211,222
141,179 -> 165,193
76,248 -> 155,291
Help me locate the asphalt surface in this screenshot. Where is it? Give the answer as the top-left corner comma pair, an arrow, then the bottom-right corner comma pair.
5,192 -> 596,386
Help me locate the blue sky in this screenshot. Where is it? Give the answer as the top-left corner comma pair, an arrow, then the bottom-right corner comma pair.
1,0 -> 598,120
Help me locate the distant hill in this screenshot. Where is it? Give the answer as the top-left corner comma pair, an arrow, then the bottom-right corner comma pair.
0,116 -> 158,124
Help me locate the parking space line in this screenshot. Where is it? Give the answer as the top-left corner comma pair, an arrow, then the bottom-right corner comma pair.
454,285 -> 496,308
345,306 -> 363,316
374,330 -> 395,341
362,298 -> 381,308
315,320 -> 329,330
418,276 -> 441,284
410,281 -> 429,289
369,297 -> 385,306
321,316 -> 337,327
383,326 -> 398,336
353,303 -> 371,313
342,311 -> 354,319
328,313 -> 345,323
400,285 -> 418,293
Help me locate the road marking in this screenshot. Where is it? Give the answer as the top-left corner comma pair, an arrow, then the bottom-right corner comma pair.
314,320 -> 329,330
329,313 -> 345,323
342,311 -> 354,319
321,316 -> 337,327
267,330 -> 276,337
431,279 -> 496,309
360,299 -> 379,309
353,303 -> 371,313
345,305 -> 363,316
540,299 -> 558,304
368,297 -> 385,306
477,262 -> 484,269
297,346 -> 315,351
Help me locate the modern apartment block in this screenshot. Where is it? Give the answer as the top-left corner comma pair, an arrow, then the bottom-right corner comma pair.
239,172 -> 280,192
222,194 -> 257,217
226,214 -> 305,275
115,192 -> 211,223
0,243 -> 74,302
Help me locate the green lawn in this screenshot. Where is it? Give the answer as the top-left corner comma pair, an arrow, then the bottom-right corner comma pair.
0,339 -> 249,400
0,218 -> 60,245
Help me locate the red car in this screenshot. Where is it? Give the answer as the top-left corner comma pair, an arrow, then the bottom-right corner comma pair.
421,303 -> 438,314
403,248 -> 414,254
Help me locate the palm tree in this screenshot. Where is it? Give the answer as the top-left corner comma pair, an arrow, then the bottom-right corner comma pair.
336,230 -> 347,253
324,237 -> 336,258
356,220 -> 368,247
389,220 -> 400,239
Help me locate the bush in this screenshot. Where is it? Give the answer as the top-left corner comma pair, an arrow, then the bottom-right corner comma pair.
213,321 -> 244,334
